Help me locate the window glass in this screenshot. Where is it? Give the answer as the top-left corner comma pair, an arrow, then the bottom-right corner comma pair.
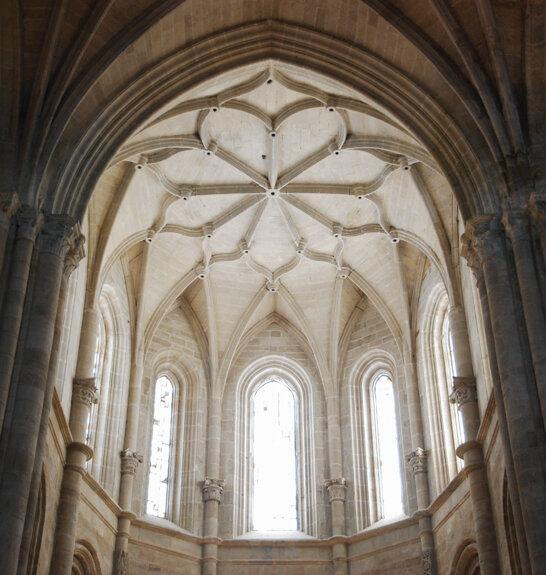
146,376 -> 174,517
251,378 -> 298,531
373,374 -> 403,519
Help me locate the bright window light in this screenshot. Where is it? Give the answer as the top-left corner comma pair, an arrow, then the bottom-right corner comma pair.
251,378 -> 298,531
146,375 -> 174,517
373,374 -> 403,519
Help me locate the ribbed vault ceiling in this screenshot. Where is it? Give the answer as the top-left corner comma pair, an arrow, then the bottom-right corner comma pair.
89,61 -> 455,382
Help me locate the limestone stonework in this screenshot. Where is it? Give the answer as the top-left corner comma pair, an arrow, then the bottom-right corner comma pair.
1,2 -> 546,574
202,478 -> 225,503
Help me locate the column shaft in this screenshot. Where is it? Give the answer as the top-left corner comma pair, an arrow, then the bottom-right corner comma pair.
448,303 -> 500,574
201,394 -> 223,575
0,216 -> 75,575
466,216 -> 546,572
504,210 -> 546,427
202,478 -> 224,575
113,356 -> 144,572
472,264 -> 532,574
404,350 -> 437,574
0,209 -> 42,432
325,394 -> 348,573
18,257 -> 77,574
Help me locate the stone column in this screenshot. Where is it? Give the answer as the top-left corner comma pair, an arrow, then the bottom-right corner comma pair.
113,356 -> 144,571
403,352 -> 436,574
0,215 -> 76,575
0,192 -> 19,276
0,207 -> 42,432
325,478 -> 348,575
201,392 -> 223,575
503,209 -> 546,427
449,379 -> 499,575
407,449 -> 435,575
18,235 -> 84,575
464,216 -> 546,572
462,237 -> 531,574
202,477 -> 224,575
113,449 -> 143,574
49,378 -> 97,575
448,303 -> 500,573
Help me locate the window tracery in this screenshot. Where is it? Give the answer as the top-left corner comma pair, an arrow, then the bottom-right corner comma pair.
231,358 -> 319,537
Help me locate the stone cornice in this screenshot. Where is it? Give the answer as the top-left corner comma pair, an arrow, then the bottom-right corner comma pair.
427,468 -> 467,515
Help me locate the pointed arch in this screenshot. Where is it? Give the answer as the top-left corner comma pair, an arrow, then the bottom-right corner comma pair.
42,21 -> 500,221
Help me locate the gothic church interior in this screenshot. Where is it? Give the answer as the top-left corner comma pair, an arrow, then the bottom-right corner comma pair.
0,2 -> 545,574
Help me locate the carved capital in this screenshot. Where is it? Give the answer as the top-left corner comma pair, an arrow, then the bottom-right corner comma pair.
502,209 -> 531,242
16,206 -> 43,242
407,447 -> 428,475
449,377 -> 477,407
36,214 -> 78,258
324,477 -> 348,502
64,228 -> 86,277
0,192 -> 20,229
120,449 -> 143,476
202,477 -> 225,502
422,548 -> 435,575
460,229 -> 483,283
72,377 -> 98,407
464,215 -> 504,264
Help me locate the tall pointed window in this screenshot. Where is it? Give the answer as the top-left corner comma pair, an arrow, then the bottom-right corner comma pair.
372,373 -> 403,519
146,375 -> 174,517
251,378 -> 298,531
442,314 -> 464,449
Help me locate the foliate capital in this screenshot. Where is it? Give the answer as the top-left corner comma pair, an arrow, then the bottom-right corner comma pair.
0,193 -> 21,229
17,206 -> 43,241
36,214 -> 78,258
72,378 -> 98,407
407,447 -> 428,475
64,226 -> 86,277
120,449 -> 143,475
324,477 -> 348,502
449,377 -> 477,407
202,477 -> 225,502
462,215 -> 504,267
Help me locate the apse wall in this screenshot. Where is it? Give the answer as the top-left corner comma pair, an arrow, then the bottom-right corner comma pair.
31,223 -> 514,575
